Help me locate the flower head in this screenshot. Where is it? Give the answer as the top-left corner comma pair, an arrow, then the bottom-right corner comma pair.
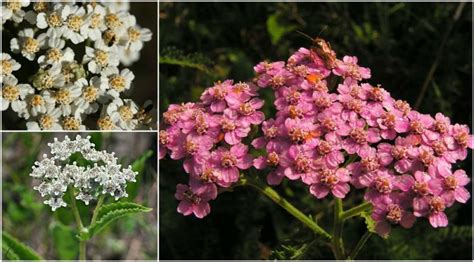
30,135 -> 138,210
161,39 -> 472,225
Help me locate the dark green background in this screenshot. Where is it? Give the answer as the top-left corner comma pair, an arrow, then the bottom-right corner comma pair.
159,2 -> 472,259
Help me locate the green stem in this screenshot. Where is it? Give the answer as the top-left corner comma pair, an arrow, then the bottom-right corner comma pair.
349,230 -> 372,260
69,189 -> 86,260
240,176 -> 331,240
79,241 -> 86,261
343,154 -> 358,167
339,202 -> 372,221
332,198 -> 345,260
413,2 -> 465,110
69,190 -> 84,230
91,195 -> 105,225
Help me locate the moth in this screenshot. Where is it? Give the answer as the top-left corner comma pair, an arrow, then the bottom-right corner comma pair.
296,30 -> 337,69
137,100 -> 154,125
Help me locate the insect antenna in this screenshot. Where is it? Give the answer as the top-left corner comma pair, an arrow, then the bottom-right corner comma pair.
316,25 -> 328,38
295,30 -> 314,41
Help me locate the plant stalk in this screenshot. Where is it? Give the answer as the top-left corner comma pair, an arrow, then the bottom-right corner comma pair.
414,2 -> 466,109
91,195 -> 105,225
332,198 -> 345,260
79,241 -> 86,261
240,176 -> 331,240
69,190 -> 84,230
339,201 -> 372,221
349,230 -> 372,260
69,189 -> 86,260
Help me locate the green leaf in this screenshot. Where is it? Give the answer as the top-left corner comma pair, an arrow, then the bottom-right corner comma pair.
360,211 -> 377,235
2,232 -> 42,260
89,133 -> 103,150
88,202 -> 152,239
127,150 -> 153,200
51,222 -> 79,260
131,150 -> 153,173
272,243 -> 312,260
159,47 -> 213,74
266,13 -> 297,45
433,225 -> 472,241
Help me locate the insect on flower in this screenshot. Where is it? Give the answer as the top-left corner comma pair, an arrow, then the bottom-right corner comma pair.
137,100 -> 154,125
297,30 -> 337,69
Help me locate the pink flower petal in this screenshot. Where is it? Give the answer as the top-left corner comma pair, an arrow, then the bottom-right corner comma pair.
253,156 -> 267,170
395,175 -> 415,192
210,100 -> 226,112
225,131 -> 240,145
231,143 -> 248,157
454,187 -> 470,203
413,197 -> 428,217
237,154 -> 254,169
332,183 -> 350,199
284,167 -> 300,180
429,212 -> 448,228
251,137 -> 267,149
394,119 -> 409,133
193,202 -> 211,218
400,212 -> 416,228
454,170 -> 470,186
177,201 -> 194,216
468,135 -> 474,149
310,184 -> 329,199
367,128 -> 381,143
267,170 -> 284,185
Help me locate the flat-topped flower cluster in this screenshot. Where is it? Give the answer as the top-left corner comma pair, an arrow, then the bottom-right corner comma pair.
160,42 -> 472,236
30,135 -> 138,211
1,1 -> 152,130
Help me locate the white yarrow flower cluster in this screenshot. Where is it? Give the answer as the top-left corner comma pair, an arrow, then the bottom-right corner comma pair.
2,1 -> 153,130
30,135 -> 138,211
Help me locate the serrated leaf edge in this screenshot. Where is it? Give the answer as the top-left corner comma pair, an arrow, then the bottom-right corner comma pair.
88,202 -> 151,237
2,232 -> 42,260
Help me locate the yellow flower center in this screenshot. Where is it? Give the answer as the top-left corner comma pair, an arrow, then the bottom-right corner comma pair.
118,105 -> 133,121
90,13 -> 101,28
445,175 -> 458,190
95,50 -> 109,66
104,13 -> 122,30
22,37 -> 40,55
67,15 -> 83,32
55,89 -> 72,105
109,75 -> 126,92
33,1 -> 48,12
47,12 -> 63,28
6,1 -> 21,11
2,85 -> 20,101
97,116 -> 115,130
38,73 -> 54,89
61,66 -> 73,84
39,114 -> 54,129
62,117 -> 80,130
1,60 -> 13,75
83,86 -> 98,103
127,27 -> 141,42
46,48 -> 63,62
29,95 -> 44,106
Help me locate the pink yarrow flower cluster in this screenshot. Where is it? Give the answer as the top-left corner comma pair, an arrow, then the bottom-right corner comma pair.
160,80 -> 262,218
161,44 -> 472,237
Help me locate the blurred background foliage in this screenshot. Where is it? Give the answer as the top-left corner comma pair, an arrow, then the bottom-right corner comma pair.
159,2 -> 472,260
2,132 -> 157,260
